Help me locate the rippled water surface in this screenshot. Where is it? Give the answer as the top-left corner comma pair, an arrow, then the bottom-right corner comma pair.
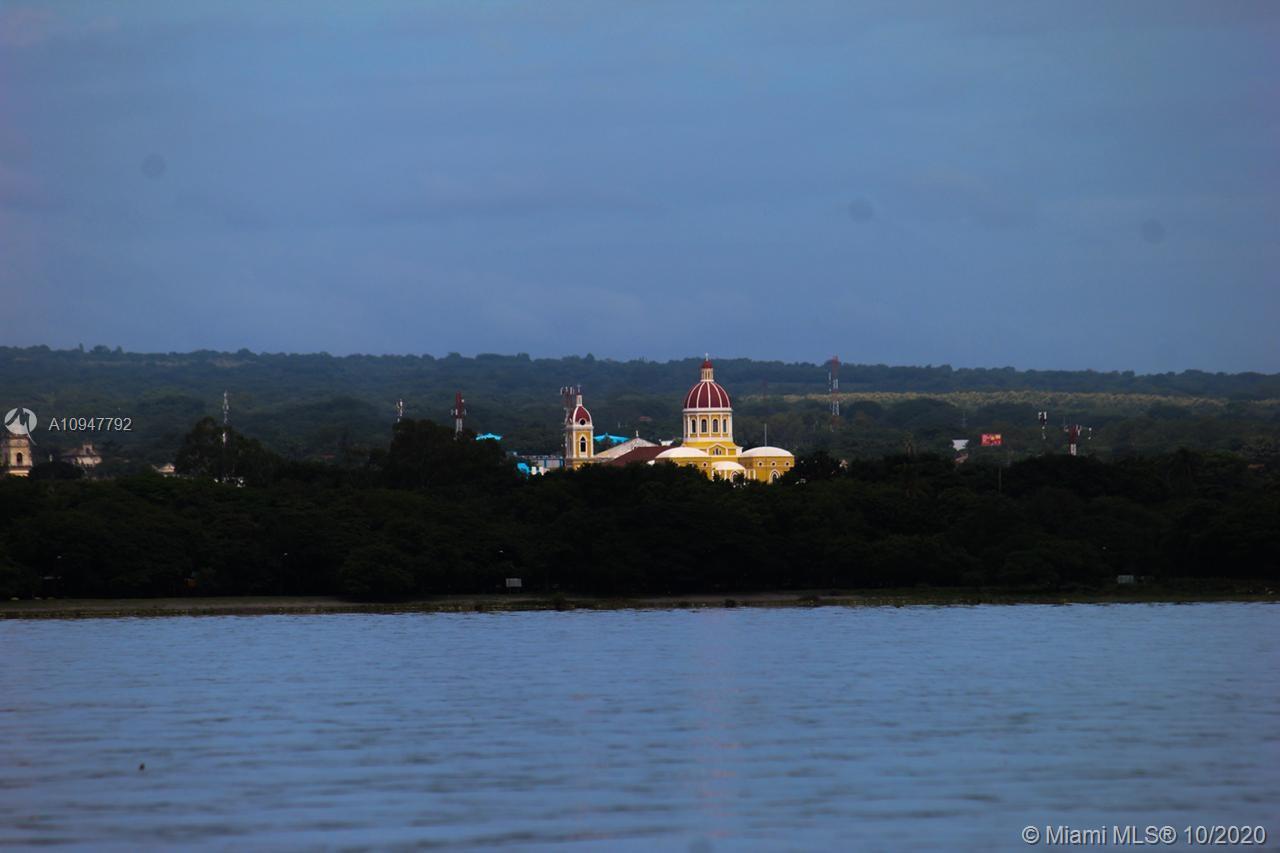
3,605 -> 1278,850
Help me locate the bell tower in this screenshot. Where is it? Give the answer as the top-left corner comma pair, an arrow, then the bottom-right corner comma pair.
564,388 -> 594,468
1,434 -> 33,477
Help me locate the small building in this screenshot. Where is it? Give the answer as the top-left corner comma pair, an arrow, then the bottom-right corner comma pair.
522,454 -> 564,475
60,441 -> 102,471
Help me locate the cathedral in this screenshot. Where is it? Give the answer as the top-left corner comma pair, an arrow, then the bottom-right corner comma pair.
564,358 -> 794,482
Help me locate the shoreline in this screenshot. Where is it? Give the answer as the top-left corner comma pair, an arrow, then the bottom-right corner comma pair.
2,587 -> 1275,620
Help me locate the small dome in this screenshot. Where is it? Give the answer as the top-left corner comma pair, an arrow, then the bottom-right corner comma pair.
711,460 -> 746,472
655,446 -> 710,460
570,404 -> 592,425
739,446 -> 794,459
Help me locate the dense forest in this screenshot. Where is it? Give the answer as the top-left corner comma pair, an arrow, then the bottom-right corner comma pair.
4,346 -> 1280,469
2,417 -> 1276,600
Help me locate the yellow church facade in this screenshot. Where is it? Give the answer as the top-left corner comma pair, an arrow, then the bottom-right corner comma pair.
564,358 -> 794,482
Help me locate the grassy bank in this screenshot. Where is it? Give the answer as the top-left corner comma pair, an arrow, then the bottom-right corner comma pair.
776,389 -> 1280,416
3,584 -> 1275,620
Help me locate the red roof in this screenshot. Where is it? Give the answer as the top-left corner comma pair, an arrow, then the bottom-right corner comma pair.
603,445 -> 669,467
570,404 -> 592,425
684,380 -> 731,409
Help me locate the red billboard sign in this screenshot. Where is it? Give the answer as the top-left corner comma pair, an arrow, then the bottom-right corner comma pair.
980,433 -> 1003,447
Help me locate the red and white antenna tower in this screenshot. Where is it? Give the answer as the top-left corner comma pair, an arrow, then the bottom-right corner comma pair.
560,385 -> 580,425
827,355 -> 841,419
1064,423 -> 1091,456
451,392 -> 466,437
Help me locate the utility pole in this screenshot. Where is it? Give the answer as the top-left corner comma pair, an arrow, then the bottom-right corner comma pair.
220,391 -> 230,483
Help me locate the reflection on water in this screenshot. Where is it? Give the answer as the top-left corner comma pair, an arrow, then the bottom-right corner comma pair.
2,605 -> 1277,850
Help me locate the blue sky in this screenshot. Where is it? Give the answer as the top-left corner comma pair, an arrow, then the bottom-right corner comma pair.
2,1 -> 1277,371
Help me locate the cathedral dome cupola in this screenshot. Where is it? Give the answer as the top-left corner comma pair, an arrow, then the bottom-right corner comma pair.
683,357 -> 731,410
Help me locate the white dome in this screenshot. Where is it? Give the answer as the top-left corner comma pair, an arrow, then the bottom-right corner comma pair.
739,446 -> 794,459
655,446 -> 710,460
711,460 -> 746,472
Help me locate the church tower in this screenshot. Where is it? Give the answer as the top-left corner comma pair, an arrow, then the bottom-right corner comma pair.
564,390 -> 595,469
681,357 -> 741,459
1,434 -> 33,477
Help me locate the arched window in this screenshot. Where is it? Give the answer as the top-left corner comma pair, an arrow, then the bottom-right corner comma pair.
578,418 -> 587,426
770,470 -> 780,481
712,418 -> 719,433
15,452 -> 23,466
700,418 -> 707,432
724,417 -> 730,433
689,418 -> 695,434
713,447 -> 722,456
579,436 -> 587,454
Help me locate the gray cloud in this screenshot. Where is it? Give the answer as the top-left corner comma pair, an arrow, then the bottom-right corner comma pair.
1,1 -> 1277,372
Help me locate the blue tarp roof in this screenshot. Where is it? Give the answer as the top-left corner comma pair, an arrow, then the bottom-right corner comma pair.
475,433 -> 503,441
594,434 -> 629,444
516,462 -> 531,475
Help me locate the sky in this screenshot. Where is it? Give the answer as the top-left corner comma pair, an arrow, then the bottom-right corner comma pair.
1,1 -> 1277,372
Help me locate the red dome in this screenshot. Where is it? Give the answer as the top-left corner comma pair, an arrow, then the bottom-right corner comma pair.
684,380 -> 731,409
570,404 -> 592,425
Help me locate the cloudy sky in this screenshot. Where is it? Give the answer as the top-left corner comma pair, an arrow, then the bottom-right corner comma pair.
2,1 -> 1277,371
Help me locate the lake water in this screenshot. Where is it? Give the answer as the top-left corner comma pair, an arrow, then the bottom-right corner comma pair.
2,605 -> 1277,850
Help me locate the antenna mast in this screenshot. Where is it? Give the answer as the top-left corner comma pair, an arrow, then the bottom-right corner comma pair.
1064,422 -> 1092,457
220,390 -> 230,483
395,399 -> 405,423
827,355 -> 841,420
560,385 -> 579,425
451,392 -> 466,437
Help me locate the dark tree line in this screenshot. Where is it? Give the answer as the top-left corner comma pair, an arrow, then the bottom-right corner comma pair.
5,345 -> 1279,469
1,417 -> 1276,600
